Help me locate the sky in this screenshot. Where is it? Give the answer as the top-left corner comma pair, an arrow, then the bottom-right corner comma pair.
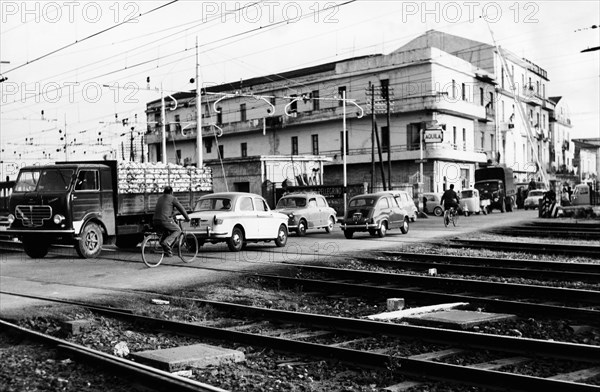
0,0 -> 599,179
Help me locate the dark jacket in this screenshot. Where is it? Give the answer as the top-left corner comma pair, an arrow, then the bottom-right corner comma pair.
441,189 -> 459,206
153,194 -> 190,222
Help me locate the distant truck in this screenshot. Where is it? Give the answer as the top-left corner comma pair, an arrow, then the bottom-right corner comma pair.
3,160 -> 212,259
474,166 -> 516,213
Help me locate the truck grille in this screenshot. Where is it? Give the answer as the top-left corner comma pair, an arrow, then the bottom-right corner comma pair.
15,205 -> 52,227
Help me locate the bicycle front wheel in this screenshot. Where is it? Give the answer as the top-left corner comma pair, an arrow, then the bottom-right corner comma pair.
452,213 -> 458,226
443,210 -> 450,227
179,232 -> 199,263
141,233 -> 164,268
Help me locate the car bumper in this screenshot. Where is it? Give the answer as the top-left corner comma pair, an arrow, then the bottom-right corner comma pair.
340,223 -> 378,231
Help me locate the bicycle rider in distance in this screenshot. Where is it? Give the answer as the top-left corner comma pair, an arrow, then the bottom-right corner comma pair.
440,184 -> 460,222
153,186 -> 190,257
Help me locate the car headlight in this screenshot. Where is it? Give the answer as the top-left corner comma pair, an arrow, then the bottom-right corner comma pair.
288,213 -> 294,218
7,214 -> 15,224
53,214 -> 65,224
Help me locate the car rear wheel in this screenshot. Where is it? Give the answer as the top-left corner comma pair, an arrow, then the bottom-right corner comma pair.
227,226 -> 244,252
400,218 -> 409,234
275,224 -> 288,247
433,206 -> 443,217
325,216 -> 335,233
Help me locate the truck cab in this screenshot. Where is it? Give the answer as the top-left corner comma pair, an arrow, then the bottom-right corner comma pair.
6,163 -> 115,258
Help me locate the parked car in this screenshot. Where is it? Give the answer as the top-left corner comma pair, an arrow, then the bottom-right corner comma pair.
183,192 -> 288,252
340,192 -> 409,239
524,190 -> 545,210
460,189 -> 482,215
380,190 -> 418,222
275,193 -> 337,236
422,192 -> 443,217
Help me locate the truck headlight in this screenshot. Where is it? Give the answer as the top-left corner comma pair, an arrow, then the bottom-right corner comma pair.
7,214 -> 15,224
53,214 -> 65,224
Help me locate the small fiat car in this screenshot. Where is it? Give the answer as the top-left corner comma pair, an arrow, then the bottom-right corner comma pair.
524,190 -> 545,210
340,192 -> 409,239
275,193 -> 337,236
183,192 -> 289,252
380,190 -> 419,222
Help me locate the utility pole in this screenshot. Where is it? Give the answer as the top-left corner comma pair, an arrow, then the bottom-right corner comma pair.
161,83 -> 167,164
370,83 -> 375,192
342,90 -> 347,219
386,87 -> 392,190
196,36 -> 203,168
64,114 -> 68,161
129,127 -> 135,162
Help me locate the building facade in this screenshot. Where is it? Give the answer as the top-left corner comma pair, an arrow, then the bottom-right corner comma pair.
145,30 -> 578,196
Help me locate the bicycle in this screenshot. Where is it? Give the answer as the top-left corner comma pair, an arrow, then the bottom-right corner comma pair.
443,207 -> 459,227
141,219 -> 199,268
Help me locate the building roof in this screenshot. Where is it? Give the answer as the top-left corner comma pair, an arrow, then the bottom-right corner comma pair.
549,96 -> 563,104
393,29 -> 494,55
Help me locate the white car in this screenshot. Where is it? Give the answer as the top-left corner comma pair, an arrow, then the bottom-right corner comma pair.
182,192 -> 289,251
524,190 -> 545,210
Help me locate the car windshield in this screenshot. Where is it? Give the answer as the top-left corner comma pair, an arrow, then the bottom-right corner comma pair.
14,169 -> 74,192
195,197 -> 233,211
276,197 -> 307,208
349,197 -> 376,208
529,191 -> 544,197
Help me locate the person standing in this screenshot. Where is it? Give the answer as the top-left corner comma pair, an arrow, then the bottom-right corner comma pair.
153,186 -> 190,256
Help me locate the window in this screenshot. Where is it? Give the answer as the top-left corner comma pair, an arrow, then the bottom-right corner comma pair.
479,87 -> 484,106
270,96 -> 276,106
338,86 -> 346,106
316,197 -> 327,207
542,84 -> 545,98
501,67 -> 504,89
254,197 -> 269,211
240,103 -> 246,121
308,198 -> 318,208
241,142 -> 247,158
312,134 -> 319,155
239,197 -> 254,211
289,95 -> 297,113
490,134 -> 495,152
176,149 -> 182,164
453,126 -> 457,146
101,170 -> 112,190
312,90 -> 319,111
205,138 -> 212,153
75,170 -> 98,191
218,145 -> 224,158
407,123 -> 420,150
380,79 -> 389,100
340,131 -> 349,154
291,136 -> 298,155
174,114 -> 181,132
480,131 -> 485,149
461,83 -> 466,100
381,126 -> 389,153
542,114 -> 546,129
462,128 -> 466,150
377,197 -> 390,209
536,81 -> 539,94
488,92 -> 494,109
216,107 -> 222,124
536,113 -> 540,127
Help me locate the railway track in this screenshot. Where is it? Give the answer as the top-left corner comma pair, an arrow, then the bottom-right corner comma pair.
357,251 -> 600,283
254,264 -> 600,323
447,239 -> 600,258
2,291 -> 600,391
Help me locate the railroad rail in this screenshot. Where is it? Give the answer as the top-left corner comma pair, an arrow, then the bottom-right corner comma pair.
253,266 -> 600,323
356,251 -> 600,282
447,239 -> 600,258
2,291 -> 600,391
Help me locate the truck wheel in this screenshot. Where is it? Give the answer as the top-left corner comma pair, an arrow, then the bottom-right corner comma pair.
115,234 -> 143,249
76,222 -> 103,258
23,237 -> 49,258
506,197 -> 513,212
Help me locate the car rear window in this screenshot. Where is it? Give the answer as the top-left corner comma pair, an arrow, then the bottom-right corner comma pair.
349,197 -> 375,207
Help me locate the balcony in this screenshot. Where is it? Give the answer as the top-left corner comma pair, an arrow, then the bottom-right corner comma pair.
395,94 -> 487,120
521,86 -> 543,106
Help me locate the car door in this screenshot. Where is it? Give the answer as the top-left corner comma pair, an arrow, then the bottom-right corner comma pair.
237,196 -> 259,240
316,196 -> 328,226
388,196 -> 403,228
254,196 -> 280,238
306,197 -> 319,228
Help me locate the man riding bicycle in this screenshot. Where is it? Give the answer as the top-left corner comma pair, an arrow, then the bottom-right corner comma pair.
440,184 -> 460,214
153,186 -> 190,257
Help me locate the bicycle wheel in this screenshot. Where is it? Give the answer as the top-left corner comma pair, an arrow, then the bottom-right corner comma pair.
141,233 -> 164,268
178,232 -> 199,263
443,210 -> 450,227
452,211 -> 458,226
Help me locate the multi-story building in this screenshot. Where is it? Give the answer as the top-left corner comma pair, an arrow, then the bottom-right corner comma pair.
145,30 -> 571,196
548,97 -> 574,174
